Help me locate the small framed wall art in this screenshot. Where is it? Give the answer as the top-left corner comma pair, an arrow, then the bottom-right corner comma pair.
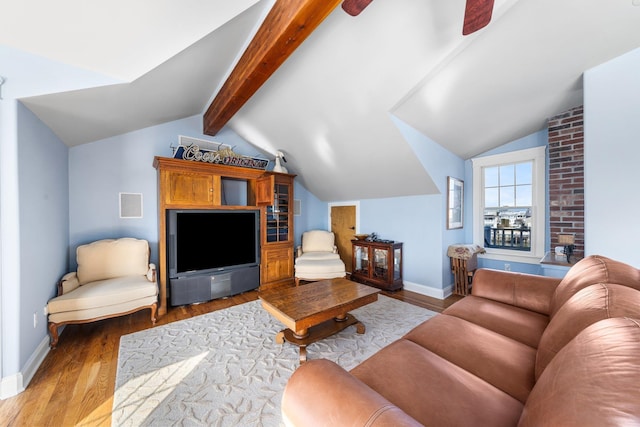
447,177 -> 464,229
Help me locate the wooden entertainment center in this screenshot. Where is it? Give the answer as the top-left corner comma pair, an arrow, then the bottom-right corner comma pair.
153,156 -> 295,316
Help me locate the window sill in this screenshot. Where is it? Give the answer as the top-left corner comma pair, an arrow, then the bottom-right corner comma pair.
480,250 -> 544,265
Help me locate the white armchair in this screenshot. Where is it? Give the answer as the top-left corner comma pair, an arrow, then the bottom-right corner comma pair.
47,238 -> 158,348
294,230 -> 346,285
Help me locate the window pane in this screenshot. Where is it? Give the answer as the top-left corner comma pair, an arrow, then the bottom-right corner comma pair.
485,187 -> 499,208
484,167 -> 499,187
516,162 -> 532,185
500,165 -> 515,186
500,186 -> 515,207
516,184 -> 532,206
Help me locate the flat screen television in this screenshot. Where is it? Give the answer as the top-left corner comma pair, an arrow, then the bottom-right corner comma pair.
167,209 -> 260,278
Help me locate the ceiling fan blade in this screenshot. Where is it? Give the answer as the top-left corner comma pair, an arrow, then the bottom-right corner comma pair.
462,0 -> 495,35
342,0 -> 373,16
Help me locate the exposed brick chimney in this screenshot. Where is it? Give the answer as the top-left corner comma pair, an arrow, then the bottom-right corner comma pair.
548,106 -> 584,258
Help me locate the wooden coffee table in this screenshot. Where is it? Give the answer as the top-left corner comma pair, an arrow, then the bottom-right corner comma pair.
259,278 -> 379,363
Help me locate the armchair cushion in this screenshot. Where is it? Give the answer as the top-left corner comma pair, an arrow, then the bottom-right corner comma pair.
296,252 -> 340,261
48,275 -> 157,314
77,238 -> 150,285
301,230 -> 336,253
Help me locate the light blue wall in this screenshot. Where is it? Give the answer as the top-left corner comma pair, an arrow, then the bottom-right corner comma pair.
359,195 -> 443,290
584,47 -> 640,267
393,117 -> 466,292
292,181 -> 328,247
17,104 -> 69,368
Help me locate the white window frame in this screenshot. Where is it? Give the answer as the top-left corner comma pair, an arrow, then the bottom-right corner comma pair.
472,146 -> 546,264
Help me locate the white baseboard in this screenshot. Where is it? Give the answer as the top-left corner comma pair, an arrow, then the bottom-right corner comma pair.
1,335 -> 50,400
402,280 -> 453,300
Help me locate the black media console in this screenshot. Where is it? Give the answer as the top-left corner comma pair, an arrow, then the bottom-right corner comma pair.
169,265 -> 259,306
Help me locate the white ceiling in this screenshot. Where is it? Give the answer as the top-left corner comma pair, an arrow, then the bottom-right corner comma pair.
5,0 -> 640,201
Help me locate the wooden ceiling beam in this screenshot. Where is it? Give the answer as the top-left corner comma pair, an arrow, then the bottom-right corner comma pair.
203,0 -> 343,136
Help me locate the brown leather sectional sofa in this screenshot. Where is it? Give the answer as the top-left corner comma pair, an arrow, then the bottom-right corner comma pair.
282,255 -> 640,426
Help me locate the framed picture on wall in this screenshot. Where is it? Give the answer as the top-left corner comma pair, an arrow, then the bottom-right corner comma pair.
447,176 -> 464,229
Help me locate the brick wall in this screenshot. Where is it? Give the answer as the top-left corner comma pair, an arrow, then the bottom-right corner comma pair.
548,106 -> 584,257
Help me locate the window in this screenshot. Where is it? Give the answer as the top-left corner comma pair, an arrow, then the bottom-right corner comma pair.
472,146 -> 546,263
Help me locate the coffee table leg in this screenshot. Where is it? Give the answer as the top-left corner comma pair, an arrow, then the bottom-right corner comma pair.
275,315 -> 365,363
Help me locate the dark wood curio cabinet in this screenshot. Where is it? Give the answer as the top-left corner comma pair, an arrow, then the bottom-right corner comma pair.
351,240 -> 403,291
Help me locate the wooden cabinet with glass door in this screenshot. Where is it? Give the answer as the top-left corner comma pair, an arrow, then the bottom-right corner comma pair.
351,240 -> 403,291
257,173 -> 296,289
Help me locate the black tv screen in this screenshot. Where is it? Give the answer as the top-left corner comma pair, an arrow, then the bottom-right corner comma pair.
167,209 -> 260,277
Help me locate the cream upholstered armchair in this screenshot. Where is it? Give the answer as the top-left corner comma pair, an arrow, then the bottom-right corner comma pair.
47,238 -> 158,348
294,230 -> 346,285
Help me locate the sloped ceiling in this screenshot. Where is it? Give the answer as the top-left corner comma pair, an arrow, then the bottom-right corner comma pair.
5,0 -> 640,201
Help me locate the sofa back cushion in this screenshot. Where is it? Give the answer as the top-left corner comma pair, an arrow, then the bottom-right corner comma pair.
535,283 -> 640,379
549,255 -> 640,317
519,317 -> 640,426
301,230 -> 335,253
77,238 -> 150,285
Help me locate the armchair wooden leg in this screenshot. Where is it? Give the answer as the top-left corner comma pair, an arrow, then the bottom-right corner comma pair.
150,303 -> 158,324
48,322 -> 59,349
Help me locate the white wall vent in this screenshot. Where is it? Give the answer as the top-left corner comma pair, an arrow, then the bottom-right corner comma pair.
119,193 -> 143,219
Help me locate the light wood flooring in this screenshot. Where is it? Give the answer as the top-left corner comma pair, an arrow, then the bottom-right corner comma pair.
0,286 -> 462,426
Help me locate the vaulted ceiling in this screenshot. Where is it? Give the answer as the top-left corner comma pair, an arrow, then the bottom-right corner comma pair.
4,0 -> 640,201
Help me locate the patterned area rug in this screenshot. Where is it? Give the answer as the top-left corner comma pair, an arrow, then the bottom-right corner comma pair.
112,294 -> 436,426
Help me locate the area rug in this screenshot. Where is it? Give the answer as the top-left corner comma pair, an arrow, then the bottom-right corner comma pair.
112,295 -> 436,426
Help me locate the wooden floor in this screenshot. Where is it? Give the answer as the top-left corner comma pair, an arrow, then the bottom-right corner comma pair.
0,286 -> 461,426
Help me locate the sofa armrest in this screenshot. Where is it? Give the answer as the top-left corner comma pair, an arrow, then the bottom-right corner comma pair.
58,272 -> 80,295
296,246 -> 302,258
282,359 -> 422,427
147,264 -> 156,282
472,268 -> 562,315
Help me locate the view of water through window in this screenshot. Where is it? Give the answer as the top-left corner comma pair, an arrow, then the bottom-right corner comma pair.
483,161 -> 532,251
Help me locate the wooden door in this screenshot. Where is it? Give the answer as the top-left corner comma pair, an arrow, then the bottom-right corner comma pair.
331,205 -> 356,273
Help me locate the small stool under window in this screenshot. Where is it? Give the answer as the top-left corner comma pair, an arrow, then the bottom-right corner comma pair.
448,244 -> 485,296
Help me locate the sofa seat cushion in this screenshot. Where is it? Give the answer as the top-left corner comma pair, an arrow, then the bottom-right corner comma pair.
519,317 -> 640,426
294,257 -> 345,279
48,275 -> 157,315
403,314 -> 536,403
535,282 -> 640,379
76,238 -> 150,285
350,339 -> 524,427
444,296 -> 549,348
